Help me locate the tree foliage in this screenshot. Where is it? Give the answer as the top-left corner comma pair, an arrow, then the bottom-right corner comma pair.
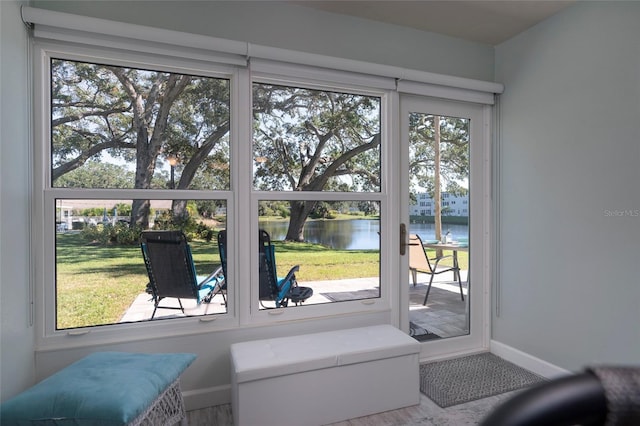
51,59 -> 230,227
253,84 -> 381,241
409,113 -> 470,242
51,62 -> 383,239
54,161 -> 135,189
408,113 -> 469,199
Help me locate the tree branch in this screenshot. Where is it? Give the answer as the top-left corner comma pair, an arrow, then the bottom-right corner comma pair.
304,133 -> 380,191
52,107 -> 130,128
52,137 -> 134,181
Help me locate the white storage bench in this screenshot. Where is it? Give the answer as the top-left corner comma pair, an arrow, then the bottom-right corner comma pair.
230,324 -> 420,426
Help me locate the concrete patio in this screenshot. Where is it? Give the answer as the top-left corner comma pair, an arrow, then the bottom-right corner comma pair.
120,271 -> 469,340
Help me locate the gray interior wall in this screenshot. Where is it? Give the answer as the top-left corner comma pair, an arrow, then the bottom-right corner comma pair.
494,1 -> 640,371
0,0 -> 35,401
31,0 -> 495,81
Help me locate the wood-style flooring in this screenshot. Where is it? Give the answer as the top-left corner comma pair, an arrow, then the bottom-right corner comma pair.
185,390 -> 516,426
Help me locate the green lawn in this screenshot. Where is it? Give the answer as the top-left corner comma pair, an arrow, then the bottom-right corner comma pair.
55,233 -> 149,329
55,232 -> 467,329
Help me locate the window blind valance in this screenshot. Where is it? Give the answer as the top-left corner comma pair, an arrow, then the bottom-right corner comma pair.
396,80 -> 496,105
21,6 -> 504,104
21,6 -> 248,67
249,58 -> 397,91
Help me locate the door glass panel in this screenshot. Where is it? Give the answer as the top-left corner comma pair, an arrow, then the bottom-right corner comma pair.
408,113 -> 470,341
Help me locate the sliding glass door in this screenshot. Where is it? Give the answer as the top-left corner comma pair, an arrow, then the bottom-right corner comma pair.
400,95 -> 489,358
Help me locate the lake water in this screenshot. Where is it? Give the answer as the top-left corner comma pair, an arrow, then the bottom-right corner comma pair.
260,219 -> 469,250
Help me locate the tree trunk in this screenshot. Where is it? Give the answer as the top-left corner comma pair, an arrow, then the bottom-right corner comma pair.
130,127 -> 155,229
285,201 -> 316,241
123,74 -> 191,229
434,115 -> 443,258
132,199 -> 151,229
171,200 -> 189,225
167,124 -> 229,226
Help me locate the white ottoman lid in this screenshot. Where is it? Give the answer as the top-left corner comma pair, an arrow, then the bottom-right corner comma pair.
231,325 -> 419,383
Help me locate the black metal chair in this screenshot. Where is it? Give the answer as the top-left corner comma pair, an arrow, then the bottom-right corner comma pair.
140,230 -> 225,318
258,229 -> 312,308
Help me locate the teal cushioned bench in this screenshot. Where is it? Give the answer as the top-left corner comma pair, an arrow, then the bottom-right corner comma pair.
0,352 -> 196,426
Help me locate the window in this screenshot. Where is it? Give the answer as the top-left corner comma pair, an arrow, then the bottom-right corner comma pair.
30,12 -> 494,344
48,58 -> 231,330
39,48 -> 390,337
251,82 -> 383,309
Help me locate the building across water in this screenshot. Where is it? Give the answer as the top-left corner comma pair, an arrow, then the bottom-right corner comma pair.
410,192 -> 469,218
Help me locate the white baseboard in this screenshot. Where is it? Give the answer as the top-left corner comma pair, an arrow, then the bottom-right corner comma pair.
182,384 -> 231,411
490,340 -> 570,379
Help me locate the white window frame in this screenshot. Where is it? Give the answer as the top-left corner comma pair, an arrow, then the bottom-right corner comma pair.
240,66 -> 396,326
25,7 -> 500,351
33,40 -> 397,348
33,41 -> 240,348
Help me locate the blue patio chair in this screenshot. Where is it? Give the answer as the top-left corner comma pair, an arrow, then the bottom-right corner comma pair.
258,229 -> 313,308
216,229 -> 228,306
140,230 -> 225,319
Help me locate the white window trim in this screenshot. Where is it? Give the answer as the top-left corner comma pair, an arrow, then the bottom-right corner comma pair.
244,69 -> 394,326
34,40 -> 395,349
34,43 -> 241,350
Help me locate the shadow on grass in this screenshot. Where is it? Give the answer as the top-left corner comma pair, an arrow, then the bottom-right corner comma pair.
56,232 -> 377,281
56,232 -> 223,278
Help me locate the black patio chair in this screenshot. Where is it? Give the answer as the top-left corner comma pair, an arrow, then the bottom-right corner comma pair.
140,230 -> 225,319
258,229 -> 313,308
